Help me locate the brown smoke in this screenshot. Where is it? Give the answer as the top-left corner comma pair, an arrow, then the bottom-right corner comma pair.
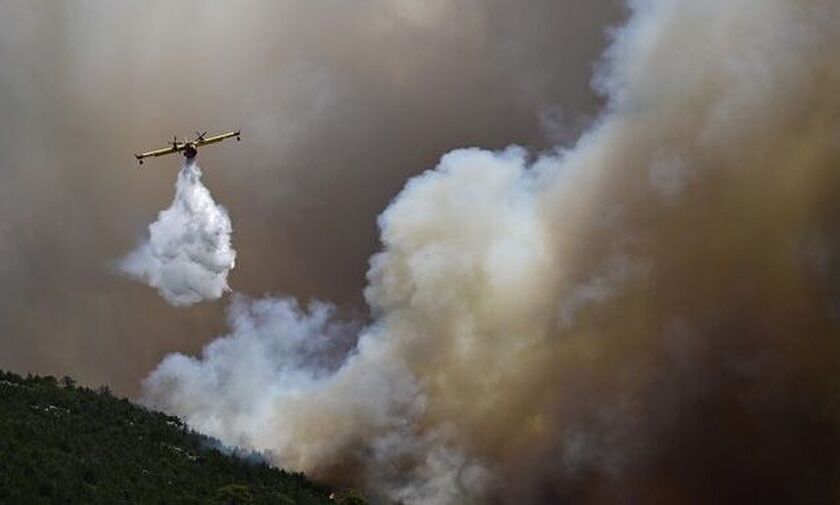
143,1 -> 840,503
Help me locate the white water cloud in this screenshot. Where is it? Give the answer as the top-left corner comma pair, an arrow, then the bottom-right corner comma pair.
120,162 -> 236,306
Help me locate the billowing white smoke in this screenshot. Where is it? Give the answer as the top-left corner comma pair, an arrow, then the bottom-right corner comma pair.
143,0 -> 840,504
145,147 -> 548,503
120,162 -> 236,306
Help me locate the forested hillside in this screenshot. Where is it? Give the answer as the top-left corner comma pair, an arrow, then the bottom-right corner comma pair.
0,370 -> 366,505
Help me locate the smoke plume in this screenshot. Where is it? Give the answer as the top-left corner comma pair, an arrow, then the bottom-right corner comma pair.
120,162 -> 236,306
143,0 -> 840,503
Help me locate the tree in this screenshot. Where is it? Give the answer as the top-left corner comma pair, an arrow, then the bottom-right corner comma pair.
213,484 -> 254,505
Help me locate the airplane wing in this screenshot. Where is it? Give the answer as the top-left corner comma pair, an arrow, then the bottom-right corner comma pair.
135,144 -> 184,164
195,131 -> 240,146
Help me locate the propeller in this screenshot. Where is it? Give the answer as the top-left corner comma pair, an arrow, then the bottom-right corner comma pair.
170,135 -> 180,148
194,131 -> 208,142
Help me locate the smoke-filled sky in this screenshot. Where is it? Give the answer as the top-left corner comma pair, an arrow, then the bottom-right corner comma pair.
0,1 -> 619,393
6,1 -> 840,504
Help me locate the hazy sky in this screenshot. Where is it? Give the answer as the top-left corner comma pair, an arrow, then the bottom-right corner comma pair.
0,1 -> 620,394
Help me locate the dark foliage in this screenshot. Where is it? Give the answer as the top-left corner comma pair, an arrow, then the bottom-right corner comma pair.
0,370 -> 360,505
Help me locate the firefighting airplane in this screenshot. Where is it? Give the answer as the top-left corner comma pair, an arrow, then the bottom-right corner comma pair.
134,130 -> 241,165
